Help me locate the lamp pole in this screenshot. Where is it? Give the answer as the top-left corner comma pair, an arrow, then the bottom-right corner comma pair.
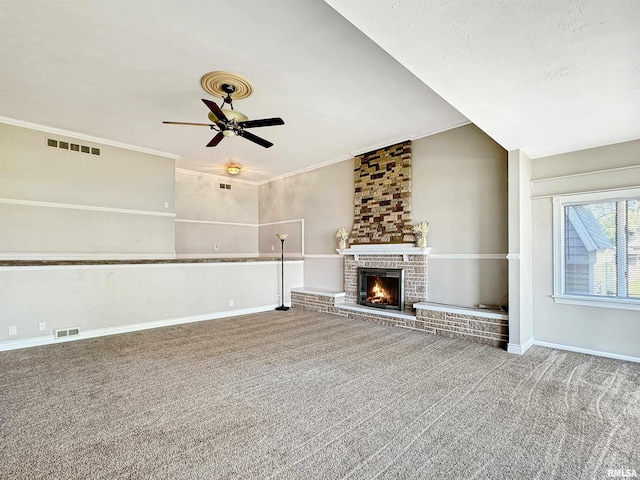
275,233 -> 289,311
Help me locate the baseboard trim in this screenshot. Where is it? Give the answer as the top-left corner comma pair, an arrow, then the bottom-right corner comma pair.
507,338 -> 534,355
533,340 -> 640,364
0,305 -> 279,352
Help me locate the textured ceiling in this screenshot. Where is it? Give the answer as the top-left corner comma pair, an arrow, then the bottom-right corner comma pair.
0,0 -> 467,183
324,0 -> 640,159
2,1 -> 636,183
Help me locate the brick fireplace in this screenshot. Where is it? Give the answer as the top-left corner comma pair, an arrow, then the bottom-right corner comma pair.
291,139 -> 508,349
343,245 -> 427,313
342,140 -> 426,312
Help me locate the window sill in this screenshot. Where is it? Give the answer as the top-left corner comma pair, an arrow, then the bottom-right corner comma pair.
552,295 -> 640,311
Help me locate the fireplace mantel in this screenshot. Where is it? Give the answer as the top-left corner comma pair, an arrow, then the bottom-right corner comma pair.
337,244 -> 431,262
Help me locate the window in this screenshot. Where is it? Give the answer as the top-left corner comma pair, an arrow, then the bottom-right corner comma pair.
553,188 -> 640,309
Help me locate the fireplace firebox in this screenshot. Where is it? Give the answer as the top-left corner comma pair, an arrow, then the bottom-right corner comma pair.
357,268 -> 404,311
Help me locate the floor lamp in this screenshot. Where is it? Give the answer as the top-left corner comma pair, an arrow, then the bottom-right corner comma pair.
275,233 -> 290,311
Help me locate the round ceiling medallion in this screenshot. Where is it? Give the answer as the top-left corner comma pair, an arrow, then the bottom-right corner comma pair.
200,71 -> 254,100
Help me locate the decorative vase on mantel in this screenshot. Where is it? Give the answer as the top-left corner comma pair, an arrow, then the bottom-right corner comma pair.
412,221 -> 429,249
335,227 -> 349,252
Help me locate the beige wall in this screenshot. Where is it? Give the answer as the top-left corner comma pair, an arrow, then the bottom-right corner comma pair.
0,261 -> 303,344
258,160 -> 354,290
0,122 -> 175,257
258,221 -> 304,257
531,139 -> 640,358
413,124 -> 508,307
259,124 -> 509,307
412,124 -> 508,255
175,170 -> 257,223
259,160 -> 355,253
174,170 -> 258,256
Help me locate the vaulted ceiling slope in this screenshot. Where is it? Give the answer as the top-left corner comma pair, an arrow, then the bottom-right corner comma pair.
0,0 -> 467,183
325,0 -> 640,159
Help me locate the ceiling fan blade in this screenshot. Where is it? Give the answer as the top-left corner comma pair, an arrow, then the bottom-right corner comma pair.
237,117 -> 285,129
163,121 -> 213,126
237,130 -> 273,148
202,99 -> 228,123
206,132 -> 225,147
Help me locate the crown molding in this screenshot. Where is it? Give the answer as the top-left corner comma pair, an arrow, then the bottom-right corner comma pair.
349,136 -> 412,157
349,120 -> 472,157
256,153 -> 353,186
409,120 -> 473,143
0,116 -> 179,160
259,120 -> 472,185
2,115 -> 471,186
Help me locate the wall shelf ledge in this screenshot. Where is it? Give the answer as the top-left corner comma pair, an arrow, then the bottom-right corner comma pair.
337,244 -> 431,261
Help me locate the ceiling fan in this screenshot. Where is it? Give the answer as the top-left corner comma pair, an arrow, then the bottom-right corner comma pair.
163,84 -> 284,148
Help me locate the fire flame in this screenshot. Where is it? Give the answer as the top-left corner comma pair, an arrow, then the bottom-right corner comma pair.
367,277 -> 393,304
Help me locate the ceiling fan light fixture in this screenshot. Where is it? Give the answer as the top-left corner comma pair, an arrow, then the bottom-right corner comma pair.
226,163 -> 242,175
224,109 -> 249,123
208,109 -> 248,124
222,129 -> 236,137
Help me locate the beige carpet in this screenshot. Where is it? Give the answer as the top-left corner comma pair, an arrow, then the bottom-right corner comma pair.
1,310 -> 638,479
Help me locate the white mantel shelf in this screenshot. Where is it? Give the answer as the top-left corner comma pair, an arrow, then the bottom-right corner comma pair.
337,244 -> 431,262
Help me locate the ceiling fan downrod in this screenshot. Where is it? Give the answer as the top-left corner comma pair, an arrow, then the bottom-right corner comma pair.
220,83 -> 236,110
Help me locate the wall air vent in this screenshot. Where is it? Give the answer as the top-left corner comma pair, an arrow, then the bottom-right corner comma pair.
54,326 -> 81,339
47,139 -> 101,155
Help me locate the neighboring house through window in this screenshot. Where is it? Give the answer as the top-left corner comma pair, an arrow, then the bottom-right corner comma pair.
553,188 -> 640,310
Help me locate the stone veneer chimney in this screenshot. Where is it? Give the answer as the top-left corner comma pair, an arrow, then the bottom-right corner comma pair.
349,140 -> 414,245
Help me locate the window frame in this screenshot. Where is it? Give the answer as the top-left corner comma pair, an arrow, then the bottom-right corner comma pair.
552,187 -> 640,311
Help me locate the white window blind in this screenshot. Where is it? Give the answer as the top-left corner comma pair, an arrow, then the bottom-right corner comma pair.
560,195 -> 640,303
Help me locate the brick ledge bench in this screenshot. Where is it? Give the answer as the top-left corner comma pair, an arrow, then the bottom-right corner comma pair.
291,289 -> 509,349
413,302 -> 509,349
292,287 -> 420,330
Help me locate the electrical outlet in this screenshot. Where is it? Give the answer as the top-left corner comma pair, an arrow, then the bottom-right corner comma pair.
229,300 -> 234,307
39,322 -> 46,331
164,202 -> 169,209
215,245 -> 219,251
271,245 -> 274,251
8,325 -> 17,336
